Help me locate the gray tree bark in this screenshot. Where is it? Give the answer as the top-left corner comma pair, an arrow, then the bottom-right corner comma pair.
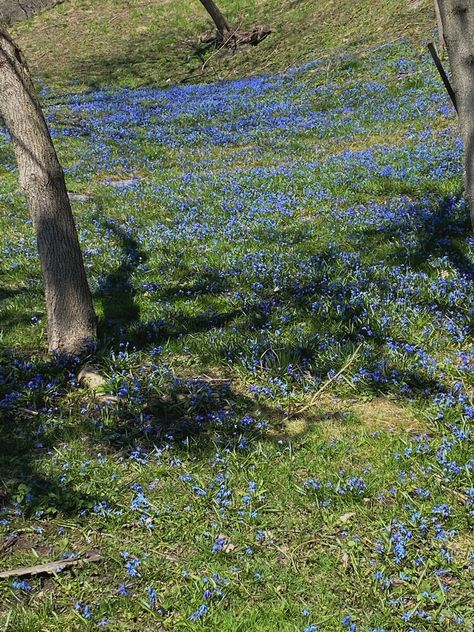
434,0 -> 446,50
0,0 -> 64,25
438,0 -> 474,228
198,0 -> 231,39
0,28 -> 97,353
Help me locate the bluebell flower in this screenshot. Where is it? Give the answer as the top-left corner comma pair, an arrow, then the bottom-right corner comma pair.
75,602 -> 92,620
212,536 -> 227,553
147,586 -> 157,609
189,604 -> 208,621
125,558 -> 140,577
12,579 -> 32,591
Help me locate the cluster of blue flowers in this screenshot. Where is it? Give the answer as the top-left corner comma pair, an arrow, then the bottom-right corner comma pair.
0,38 -> 472,629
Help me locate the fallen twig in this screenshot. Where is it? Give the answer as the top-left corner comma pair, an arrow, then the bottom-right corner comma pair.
288,344 -> 363,418
199,20 -> 271,71
18,407 -> 39,416
200,20 -> 244,71
0,549 -> 102,579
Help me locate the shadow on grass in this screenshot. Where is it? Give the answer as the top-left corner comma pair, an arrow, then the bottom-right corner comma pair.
90,193 -> 474,386
96,218 -> 143,332
356,193 -> 474,280
0,287 -> 24,302
0,270 -> 31,303
63,31 -> 201,89
0,195 -> 472,519
0,354 -> 286,519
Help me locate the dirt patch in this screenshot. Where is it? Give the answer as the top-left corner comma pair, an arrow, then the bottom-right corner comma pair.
0,532 -> 33,558
350,396 -> 423,432
284,395 -> 426,438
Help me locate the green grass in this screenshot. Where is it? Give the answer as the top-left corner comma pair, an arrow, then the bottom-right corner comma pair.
11,0 -> 435,90
0,6 -> 473,632
1,396 -> 450,631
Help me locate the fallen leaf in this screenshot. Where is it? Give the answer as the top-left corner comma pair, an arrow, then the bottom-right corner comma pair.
339,512 -> 355,523
223,541 -> 236,554
341,551 -> 349,569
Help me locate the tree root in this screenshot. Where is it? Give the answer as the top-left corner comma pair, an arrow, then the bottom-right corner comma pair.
199,25 -> 271,51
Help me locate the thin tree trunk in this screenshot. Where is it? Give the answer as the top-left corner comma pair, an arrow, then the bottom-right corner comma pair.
434,0 -> 446,50
0,28 -> 97,353
437,0 -> 474,229
198,0 -> 231,39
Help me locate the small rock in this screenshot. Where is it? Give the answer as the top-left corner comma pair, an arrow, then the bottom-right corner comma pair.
78,365 -> 106,391
106,177 -> 141,189
68,193 -> 94,203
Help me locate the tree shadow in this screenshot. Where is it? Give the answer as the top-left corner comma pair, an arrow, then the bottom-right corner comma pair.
113,194 -> 474,400
0,285 -> 25,302
0,194 -> 472,523
356,193 -> 474,280
64,31 -> 199,89
0,352 -> 289,519
96,217 -> 144,334
96,194 -> 474,372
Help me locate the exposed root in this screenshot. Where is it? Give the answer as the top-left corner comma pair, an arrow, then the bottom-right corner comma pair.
199,25 -> 272,51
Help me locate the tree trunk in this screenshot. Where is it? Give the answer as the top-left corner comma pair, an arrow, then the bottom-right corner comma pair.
198,0 -> 231,39
438,0 -> 474,229
434,0 -> 446,50
0,29 -> 97,353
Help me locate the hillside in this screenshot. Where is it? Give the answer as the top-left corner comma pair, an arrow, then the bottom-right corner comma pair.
2,1 -> 474,630
1,29 -> 473,630
10,0 -> 436,90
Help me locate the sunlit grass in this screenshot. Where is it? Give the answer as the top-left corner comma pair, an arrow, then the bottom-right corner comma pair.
0,39 -> 473,630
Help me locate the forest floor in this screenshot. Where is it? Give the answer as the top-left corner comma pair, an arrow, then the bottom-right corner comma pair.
0,9 -> 473,632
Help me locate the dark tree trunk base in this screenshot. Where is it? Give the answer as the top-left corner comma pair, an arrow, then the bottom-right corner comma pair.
199,25 -> 271,51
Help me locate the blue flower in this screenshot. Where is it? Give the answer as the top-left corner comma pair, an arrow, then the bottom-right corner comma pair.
118,583 -> 130,596
147,586 -> 157,609
12,579 -> 32,591
212,536 -> 227,553
189,604 -> 208,621
75,602 -> 92,620
125,558 -> 140,577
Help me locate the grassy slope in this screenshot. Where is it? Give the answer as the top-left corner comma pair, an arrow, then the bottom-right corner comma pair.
0,37 -> 473,628
1,1 -> 473,631
11,0 -> 435,90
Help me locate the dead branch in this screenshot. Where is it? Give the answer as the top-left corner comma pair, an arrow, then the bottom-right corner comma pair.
0,549 -> 102,579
